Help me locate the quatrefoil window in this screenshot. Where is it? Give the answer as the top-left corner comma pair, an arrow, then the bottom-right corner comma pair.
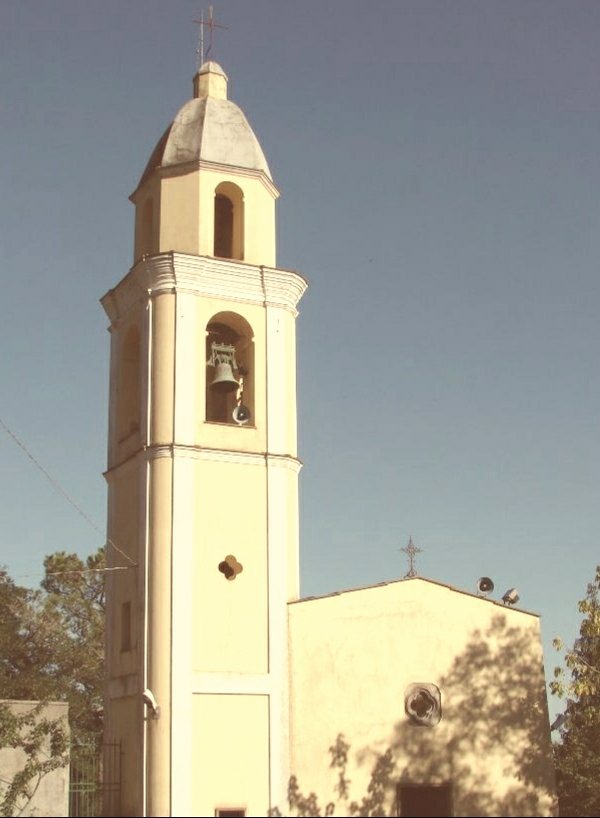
405,683 -> 442,726
218,554 -> 243,581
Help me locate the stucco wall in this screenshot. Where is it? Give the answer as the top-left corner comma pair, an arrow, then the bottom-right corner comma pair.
0,701 -> 69,817
288,578 -> 558,817
101,251 -> 306,815
191,694 -> 270,815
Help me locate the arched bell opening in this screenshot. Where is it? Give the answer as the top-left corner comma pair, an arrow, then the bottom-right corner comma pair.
214,182 -> 244,261
117,325 -> 141,442
205,312 -> 254,426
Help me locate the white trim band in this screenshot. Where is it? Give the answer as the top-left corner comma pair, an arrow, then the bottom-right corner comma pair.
105,445 -> 302,480
102,253 -> 308,322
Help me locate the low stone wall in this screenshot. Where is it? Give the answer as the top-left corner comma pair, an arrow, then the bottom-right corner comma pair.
0,700 -> 70,817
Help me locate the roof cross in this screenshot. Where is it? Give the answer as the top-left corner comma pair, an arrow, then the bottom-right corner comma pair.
401,536 -> 422,578
193,6 -> 228,68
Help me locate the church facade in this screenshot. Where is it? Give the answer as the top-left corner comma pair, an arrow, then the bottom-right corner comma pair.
102,61 -> 557,817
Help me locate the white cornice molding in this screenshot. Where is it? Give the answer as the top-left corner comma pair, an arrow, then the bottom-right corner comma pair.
261,266 -> 308,315
101,253 -> 308,322
167,445 -> 266,466
105,443 -> 301,480
131,158 -> 280,202
101,272 -> 147,323
266,453 -> 303,474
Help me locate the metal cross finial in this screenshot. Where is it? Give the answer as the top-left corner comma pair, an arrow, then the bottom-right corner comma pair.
193,6 -> 228,68
401,537 -> 422,578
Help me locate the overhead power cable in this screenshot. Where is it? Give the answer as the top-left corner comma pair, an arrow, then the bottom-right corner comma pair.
0,415 -> 136,568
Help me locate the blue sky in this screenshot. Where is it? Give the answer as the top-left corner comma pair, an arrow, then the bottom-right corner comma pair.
1,1 -> 599,723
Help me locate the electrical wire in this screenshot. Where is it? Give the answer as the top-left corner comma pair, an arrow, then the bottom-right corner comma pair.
0,415 -> 136,568
48,566 -> 129,577
5,566 -> 131,582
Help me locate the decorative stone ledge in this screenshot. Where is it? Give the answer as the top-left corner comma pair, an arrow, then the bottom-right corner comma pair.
101,253 -> 308,322
104,444 -> 302,479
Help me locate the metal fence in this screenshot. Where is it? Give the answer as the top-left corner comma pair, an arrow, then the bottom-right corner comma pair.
69,741 -> 121,817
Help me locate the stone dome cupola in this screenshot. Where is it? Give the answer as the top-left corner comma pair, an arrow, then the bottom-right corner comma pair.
131,61 -> 278,267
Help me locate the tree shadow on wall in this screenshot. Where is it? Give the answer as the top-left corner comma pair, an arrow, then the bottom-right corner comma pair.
275,613 -> 557,817
386,613 -> 556,816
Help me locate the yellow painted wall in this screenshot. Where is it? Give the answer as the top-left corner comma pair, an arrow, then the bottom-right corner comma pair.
191,459 -> 268,674
105,695 -> 142,818
282,314 -> 299,451
265,308 -> 299,458
197,170 -> 276,266
134,166 -> 276,268
192,694 -> 270,816
146,454 -> 173,818
103,255 -> 303,814
284,468 -> 300,601
108,313 -> 145,468
106,98 -> 301,807
288,579 -> 557,817
191,296 -> 268,452
104,293 -> 146,817
105,467 -> 139,677
159,172 -> 200,256
150,292 -> 175,445
133,177 -> 160,262
169,290 -> 300,457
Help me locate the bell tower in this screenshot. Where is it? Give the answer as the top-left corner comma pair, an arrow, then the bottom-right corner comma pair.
102,61 -> 306,817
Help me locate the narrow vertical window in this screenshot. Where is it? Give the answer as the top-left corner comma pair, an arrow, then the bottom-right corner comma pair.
214,182 -> 244,260
141,198 -> 153,256
117,326 -> 141,442
214,194 -> 233,259
121,601 -> 132,652
135,196 -> 154,260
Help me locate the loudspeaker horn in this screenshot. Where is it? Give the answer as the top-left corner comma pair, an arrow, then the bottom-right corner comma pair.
477,576 -> 494,596
233,404 -> 251,425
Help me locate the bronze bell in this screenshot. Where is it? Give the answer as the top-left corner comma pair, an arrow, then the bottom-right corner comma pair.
210,361 -> 239,393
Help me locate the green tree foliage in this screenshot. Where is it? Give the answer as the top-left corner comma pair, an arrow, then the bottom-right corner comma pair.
0,570 -> 38,696
1,549 -> 104,813
39,548 -> 105,744
551,566 -> 600,817
0,701 -> 69,817
0,547 -> 105,745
